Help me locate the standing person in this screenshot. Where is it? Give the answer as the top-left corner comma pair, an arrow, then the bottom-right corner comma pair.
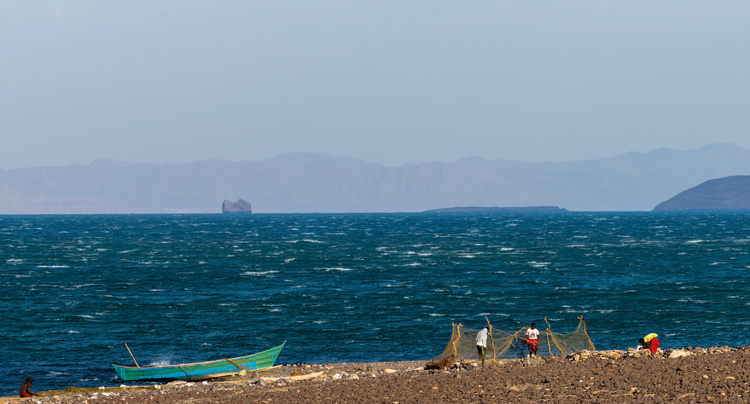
639,333 -> 660,354
20,376 -> 35,398
525,323 -> 540,356
476,325 -> 489,367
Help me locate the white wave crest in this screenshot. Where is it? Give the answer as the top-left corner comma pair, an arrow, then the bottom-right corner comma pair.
242,270 -> 280,276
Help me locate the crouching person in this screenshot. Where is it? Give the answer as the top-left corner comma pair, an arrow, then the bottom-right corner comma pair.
639,333 -> 660,354
20,376 -> 36,398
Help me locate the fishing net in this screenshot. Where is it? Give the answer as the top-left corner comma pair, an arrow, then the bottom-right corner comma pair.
426,317 -> 595,368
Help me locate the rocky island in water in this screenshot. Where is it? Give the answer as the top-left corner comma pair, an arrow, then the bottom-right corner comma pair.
222,199 -> 252,214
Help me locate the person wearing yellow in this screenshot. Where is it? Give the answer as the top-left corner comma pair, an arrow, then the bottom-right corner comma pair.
639,333 -> 660,353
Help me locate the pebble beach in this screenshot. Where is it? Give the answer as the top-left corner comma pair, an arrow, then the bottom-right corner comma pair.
4,346 -> 750,403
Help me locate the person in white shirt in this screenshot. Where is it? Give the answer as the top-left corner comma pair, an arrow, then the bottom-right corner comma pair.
476,325 -> 489,367
525,323 -> 540,356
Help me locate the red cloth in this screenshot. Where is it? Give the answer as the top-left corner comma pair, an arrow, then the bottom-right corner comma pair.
649,337 -> 660,353
20,391 -> 35,398
528,339 -> 538,354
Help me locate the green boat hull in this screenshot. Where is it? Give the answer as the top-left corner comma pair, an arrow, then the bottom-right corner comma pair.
113,342 -> 285,381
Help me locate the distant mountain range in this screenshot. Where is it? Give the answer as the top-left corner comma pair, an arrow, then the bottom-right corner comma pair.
1,143 -> 750,214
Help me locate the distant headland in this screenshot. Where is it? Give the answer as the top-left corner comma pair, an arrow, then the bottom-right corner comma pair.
422,206 -> 568,213
653,175 -> 750,211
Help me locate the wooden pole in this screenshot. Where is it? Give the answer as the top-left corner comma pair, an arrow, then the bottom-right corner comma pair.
178,365 -> 193,380
579,316 -> 596,351
125,343 -> 140,368
225,358 -> 245,371
545,325 -> 553,356
485,316 -> 496,366
451,323 -> 461,357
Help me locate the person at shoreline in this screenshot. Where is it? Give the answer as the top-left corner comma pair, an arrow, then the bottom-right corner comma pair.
20,376 -> 35,398
525,323 -> 540,356
639,333 -> 660,353
476,325 -> 489,367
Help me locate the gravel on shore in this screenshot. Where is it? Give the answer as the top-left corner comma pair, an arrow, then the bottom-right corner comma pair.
4,346 -> 750,403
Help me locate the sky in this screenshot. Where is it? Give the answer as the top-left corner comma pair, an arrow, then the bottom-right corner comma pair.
2,1 -> 750,169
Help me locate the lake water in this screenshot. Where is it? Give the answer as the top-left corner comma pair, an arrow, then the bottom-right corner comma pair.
1,212 -> 749,396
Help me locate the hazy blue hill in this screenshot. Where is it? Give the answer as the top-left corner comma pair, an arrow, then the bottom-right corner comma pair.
1,144 -> 750,213
653,175 -> 750,211
422,206 -> 568,213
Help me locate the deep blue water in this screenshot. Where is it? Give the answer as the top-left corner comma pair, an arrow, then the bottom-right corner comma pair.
1,212 -> 749,396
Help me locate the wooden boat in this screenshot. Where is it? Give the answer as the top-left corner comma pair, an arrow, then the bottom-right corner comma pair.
112,342 -> 285,381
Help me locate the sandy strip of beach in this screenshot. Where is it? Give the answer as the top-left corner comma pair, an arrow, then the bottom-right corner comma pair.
3,346 -> 750,403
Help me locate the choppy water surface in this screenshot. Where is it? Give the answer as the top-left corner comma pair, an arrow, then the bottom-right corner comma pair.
1,212 -> 749,395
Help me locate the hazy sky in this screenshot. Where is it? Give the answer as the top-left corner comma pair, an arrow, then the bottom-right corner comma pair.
2,1 -> 750,169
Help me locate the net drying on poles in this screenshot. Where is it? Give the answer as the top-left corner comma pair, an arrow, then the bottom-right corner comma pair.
426,317 -> 595,369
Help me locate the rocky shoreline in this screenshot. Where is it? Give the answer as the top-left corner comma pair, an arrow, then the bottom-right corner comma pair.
3,346 -> 750,403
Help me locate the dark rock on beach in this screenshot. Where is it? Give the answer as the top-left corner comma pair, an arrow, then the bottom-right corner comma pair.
10,346 -> 750,403
222,199 -> 252,214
